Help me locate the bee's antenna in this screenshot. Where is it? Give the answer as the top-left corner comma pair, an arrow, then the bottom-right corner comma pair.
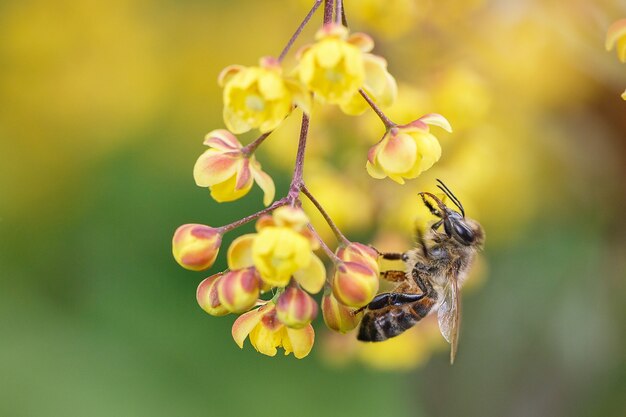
436,179 -> 465,218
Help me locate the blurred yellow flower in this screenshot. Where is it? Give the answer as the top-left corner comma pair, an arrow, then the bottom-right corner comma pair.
606,19 -> 626,63
193,129 -> 275,206
366,114 -> 452,184
322,293 -> 362,333
296,24 -> 395,113
232,303 -> 315,358
219,57 -> 311,134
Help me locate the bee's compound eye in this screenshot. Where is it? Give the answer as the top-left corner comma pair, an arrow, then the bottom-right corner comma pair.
453,221 -> 475,245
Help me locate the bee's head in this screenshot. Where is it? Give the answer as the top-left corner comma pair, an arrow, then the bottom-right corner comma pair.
418,180 -> 484,247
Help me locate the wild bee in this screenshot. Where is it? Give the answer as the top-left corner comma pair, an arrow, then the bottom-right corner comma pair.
356,180 -> 485,364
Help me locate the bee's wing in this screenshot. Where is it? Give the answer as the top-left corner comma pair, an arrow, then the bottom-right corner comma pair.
437,275 -> 460,364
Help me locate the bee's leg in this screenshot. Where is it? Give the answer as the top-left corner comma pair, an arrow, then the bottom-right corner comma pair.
381,270 -> 406,282
430,219 -> 443,232
356,292 -> 425,313
379,252 -> 408,261
420,194 -> 442,218
411,269 -> 434,296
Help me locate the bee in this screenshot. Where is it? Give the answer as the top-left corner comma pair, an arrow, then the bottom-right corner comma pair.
356,180 -> 485,363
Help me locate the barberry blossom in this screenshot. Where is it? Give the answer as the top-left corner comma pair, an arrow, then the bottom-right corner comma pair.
217,268 -> 262,313
322,292 -> 362,333
276,287 -> 318,329
332,243 -> 380,308
172,223 -> 222,271
194,129 -> 275,205
606,19 -> 626,63
250,207 -> 326,291
366,113 -> 452,184
219,57 -> 311,134
196,273 -> 229,316
295,24 -> 396,113
232,302 -> 315,358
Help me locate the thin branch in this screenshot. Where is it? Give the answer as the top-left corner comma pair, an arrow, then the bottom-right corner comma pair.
219,198 -> 289,233
323,0 -> 333,25
301,184 -> 350,245
241,131 -> 271,156
307,223 -> 341,264
278,0 -> 323,62
334,0 -> 343,25
287,113 -> 310,203
359,89 -> 395,129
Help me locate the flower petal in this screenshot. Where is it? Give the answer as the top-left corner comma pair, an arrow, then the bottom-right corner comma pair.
250,161 -> 276,207
223,104 -> 252,135
293,253 -> 326,294
377,133 -> 417,174
218,65 -> 244,87
227,234 -> 256,269
285,325 -> 315,359
284,79 -> 312,114
235,158 -> 253,191
417,113 -> 453,133
203,129 -> 242,150
606,19 -> 626,52
231,308 -> 263,348
347,32 -> 374,52
366,160 -> 387,179
193,150 -> 242,187
209,173 -> 253,202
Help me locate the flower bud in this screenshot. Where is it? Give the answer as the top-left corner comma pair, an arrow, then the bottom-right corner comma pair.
336,242 -> 379,274
322,293 -> 362,333
217,268 -> 261,313
276,287 -> 318,329
196,274 -> 229,316
332,261 -> 379,308
172,224 -> 222,271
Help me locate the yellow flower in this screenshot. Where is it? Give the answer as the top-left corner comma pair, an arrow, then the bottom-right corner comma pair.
606,19 -> 626,63
251,207 -> 326,291
296,24 -> 396,113
172,223 -> 222,271
231,303 -> 315,358
332,242 -> 380,308
193,129 -> 275,206
226,208 -> 326,293
219,57 -> 311,134
366,113 -> 452,184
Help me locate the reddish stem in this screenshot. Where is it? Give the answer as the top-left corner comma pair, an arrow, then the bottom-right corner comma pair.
323,0 -> 333,25
278,0 -> 323,62
241,132 -> 271,156
307,223 -> 341,264
218,198 -> 289,233
287,113 -> 310,203
301,185 -> 350,246
359,89 -> 395,129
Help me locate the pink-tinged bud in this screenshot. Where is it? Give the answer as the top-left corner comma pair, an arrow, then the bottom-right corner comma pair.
196,274 -> 229,316
275,287 -> 318,329
336,242 -> 379,274
217,268 -> 261,313
332,261 -> 379,308
322,293 -> 362,333
172,224 -> 222,271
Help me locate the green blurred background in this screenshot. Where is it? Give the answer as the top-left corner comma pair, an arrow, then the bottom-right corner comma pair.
1,0 -> 625,416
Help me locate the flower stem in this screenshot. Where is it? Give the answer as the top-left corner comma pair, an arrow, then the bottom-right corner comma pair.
334,0 -> 343,25
278,0 -> 323,62
219,198 -> 289,233
241,132 -> 271,156
287,113 -> 310,203
300,184 -> 350,246
359,89 -> 395,129
323,0 -> 333,25
307,223 -> 342,264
